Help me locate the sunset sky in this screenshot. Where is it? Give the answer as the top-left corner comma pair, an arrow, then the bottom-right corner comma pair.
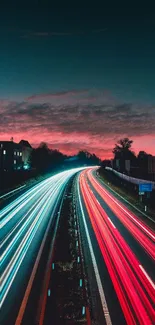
0,1 -> 155,159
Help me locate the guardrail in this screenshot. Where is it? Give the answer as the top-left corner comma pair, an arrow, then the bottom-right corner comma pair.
105,167 -> 155,190
0,184 -> 26,199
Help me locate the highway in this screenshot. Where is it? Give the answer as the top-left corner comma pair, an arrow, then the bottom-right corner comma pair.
77,168 -> 155,325
0,168 -> 83,325
1,167 -> 155,325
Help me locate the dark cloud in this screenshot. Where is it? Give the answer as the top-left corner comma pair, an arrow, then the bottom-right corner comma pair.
0,99 -> 155,138
26,89 -> 89,101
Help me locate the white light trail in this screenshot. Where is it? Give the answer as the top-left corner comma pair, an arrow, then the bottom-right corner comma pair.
77,178 -> 112,325
0,168 -> 85,309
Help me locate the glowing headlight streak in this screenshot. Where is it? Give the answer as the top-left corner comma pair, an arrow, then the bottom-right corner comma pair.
0,176 -> 57,219
79,171 -> 155,325
0,180 -> 65,308
0,184 -> 26,199
0,178 -> 63,265
0,168 -> 86,309
1,190 -> 49,249
0,175 -> 65,228
1,173 -> 69,250
0,169 -> 78,221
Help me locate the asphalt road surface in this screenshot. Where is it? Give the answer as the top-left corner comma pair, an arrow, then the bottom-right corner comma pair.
0,168 -> 83,325
1,167 -> 154,325
76,168 -> 155,325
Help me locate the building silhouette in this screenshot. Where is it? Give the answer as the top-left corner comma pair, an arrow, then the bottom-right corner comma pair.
0,141 -> 23,171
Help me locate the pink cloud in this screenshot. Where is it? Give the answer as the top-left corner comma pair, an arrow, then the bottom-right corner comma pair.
132,135 -> 155,155
1,94 -> 155,159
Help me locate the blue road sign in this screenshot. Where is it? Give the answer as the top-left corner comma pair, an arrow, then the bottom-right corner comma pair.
139,183 -> 152,192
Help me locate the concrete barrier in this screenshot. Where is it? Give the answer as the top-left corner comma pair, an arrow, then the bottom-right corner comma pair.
105,167 -> 155,190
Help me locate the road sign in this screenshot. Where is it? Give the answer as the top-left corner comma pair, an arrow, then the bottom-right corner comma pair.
139,192 -> 145,195
139,183 -> 152,192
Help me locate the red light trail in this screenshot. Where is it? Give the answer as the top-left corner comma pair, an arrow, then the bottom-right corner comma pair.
87,170 -> 155,259
79,169 -> 155,325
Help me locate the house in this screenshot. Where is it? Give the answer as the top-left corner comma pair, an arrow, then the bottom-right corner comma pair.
0,141 -> 23,171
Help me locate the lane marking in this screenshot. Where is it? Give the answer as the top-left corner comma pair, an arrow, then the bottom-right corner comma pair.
0,176 -> 59,218
92,174 -> 155,240
139,265 -> 155,290
96,199 -> 101,206
108,218 -> 116,229
81,172 -> 155,324
1,184 -> 60,308
1,168 -> 84,219
96,172 -> 155,225
0,190 -> 48,249
1,184 -> 57,263
36,187 -> 67,325
15,186 -> 66,325
77,180 -> 112,325
1,169 -> 86,321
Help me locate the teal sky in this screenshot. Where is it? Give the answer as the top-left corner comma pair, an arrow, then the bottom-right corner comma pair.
0,1 -> 155,157
0,1 -> 155,103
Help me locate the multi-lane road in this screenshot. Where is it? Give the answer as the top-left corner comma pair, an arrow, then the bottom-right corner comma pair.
0,168 -> 83,325
77,168 -> 155,325
1,167 -> 155,325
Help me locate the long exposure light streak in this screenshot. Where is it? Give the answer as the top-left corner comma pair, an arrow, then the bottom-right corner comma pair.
0,168 -> 84,310
1,177 -> 63,265
77,178 -> 112,325
88,170 -> 155,259
79,169 -> 155,325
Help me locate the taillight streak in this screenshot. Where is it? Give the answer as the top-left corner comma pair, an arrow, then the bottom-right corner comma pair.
87,170 -> 155,259
80,171 -> 155,325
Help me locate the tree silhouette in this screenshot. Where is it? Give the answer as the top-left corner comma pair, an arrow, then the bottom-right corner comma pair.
50,149 -> 67,167
30,142 -> 51,171
113,138 -> 136,172
113,138 -> 133,158
30,143 -> 66,172
77,150 -> 100,165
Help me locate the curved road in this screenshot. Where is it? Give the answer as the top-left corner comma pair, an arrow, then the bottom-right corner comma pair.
1,167 -> 154,325
77,168 -> 155,325
0,168 -> 83,325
